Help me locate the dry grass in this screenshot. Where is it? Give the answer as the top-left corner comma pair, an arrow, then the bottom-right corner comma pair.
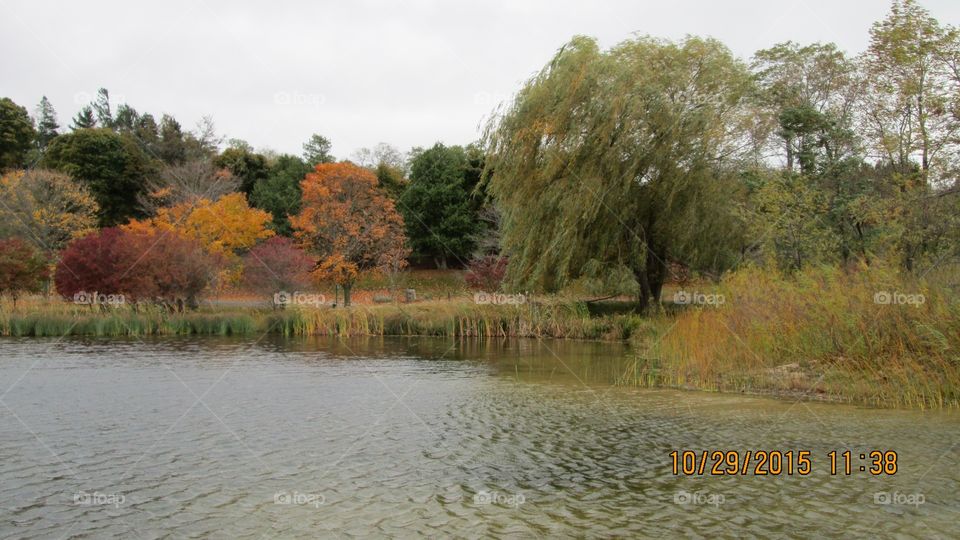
629,265 -> 960,409
5,264 -> 958,408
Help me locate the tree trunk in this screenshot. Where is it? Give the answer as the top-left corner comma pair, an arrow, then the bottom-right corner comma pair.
647,255 -> 666,305
343,285 -> 352,307
637,268 -> 651,312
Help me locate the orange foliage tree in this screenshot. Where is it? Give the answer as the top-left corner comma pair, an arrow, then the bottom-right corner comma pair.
124,193 -> 273,290
291,162 -> 408,306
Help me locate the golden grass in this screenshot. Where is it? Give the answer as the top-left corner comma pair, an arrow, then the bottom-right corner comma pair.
629,265 -> 960,409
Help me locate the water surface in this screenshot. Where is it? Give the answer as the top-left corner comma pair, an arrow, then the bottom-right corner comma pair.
0,336 -> 957,538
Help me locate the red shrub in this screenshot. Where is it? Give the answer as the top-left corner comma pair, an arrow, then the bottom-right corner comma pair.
118,230 -> 223,307
242,236 -> 314,294
54,228 -> 128,301
55,228 -> 222,309
464,255 -> 508,291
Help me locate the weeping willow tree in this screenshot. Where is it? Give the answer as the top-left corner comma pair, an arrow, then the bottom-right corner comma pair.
483,35 -> 756,308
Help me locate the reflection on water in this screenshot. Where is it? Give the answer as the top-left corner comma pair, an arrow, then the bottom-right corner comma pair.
0,335 -> 957,538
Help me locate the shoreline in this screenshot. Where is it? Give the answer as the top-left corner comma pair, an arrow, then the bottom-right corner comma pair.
2,291 -> 958,411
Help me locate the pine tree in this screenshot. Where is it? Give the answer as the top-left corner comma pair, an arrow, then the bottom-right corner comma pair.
92,88 -> 113,128
302,133 -> 334,166
34,96 -> 60,150
71,106 -> 96,130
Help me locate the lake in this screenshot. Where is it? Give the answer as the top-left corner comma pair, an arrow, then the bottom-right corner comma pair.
0,336 -> 957,538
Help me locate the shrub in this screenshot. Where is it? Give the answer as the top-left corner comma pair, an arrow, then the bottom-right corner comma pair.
54,227 -> 128,302
464,255 -> 508,291
55,227 -> 223,310
241,236 -> 314,297
0,238 -> 49,307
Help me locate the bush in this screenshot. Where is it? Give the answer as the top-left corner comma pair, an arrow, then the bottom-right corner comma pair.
242,236 -> 313,297
0,238 -> 49,307
55,228 -> 223,310
464,255 -> 507,291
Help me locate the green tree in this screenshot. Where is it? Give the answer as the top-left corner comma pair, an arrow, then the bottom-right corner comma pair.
92,88 -> 113,128
33,96 -> 60,152
41,128 -> 155,226
861,0 -> 959,180
71,106 -> 96,130
859,0 -> 960,270
134,113 -> 160,155
158,114 -> 187,165
483,36 -> 754,307
302,133 -> 335,166
215,144 -> 269,195
751,41 -> 859,173
113,103 -> 140,132
750,41 -> 875,267
399,143 -> 485,268
250,154 -> 311,235
0,98 -> 35,170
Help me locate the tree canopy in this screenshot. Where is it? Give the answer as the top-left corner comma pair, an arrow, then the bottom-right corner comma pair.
483,35 -> 754,306
399,143 -> 485,268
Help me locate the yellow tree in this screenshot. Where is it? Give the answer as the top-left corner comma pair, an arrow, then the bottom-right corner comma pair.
124,192 -> 273,289
291,162 -> 408,306
0,169 -> 99,253
125,193 -> 273,255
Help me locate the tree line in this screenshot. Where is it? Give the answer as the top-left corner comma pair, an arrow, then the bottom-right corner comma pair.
484,0 -> 960,308
0,88 -> 490,307
1,0 -> 958,310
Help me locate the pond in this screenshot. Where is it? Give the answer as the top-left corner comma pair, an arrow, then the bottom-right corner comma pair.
0,336 -> 957,538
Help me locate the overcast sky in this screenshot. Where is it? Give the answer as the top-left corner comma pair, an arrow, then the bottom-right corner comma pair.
2,0 -> 958,160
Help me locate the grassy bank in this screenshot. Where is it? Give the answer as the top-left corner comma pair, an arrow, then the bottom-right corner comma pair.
4,264 -> 958,409
629,266 -> 960,409
0,297 -> 652,340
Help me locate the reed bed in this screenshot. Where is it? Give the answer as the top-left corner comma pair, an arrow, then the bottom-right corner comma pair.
629,265 -> 960,409
0,297 -> 649,340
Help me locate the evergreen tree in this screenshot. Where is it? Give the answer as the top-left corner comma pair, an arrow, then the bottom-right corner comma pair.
92,88 -> 113,128
250,154 -> 311,235
34,96 -> 60,151
399,143 -> 485,268
0,97 -> 35,170
113,103 -> 140,132
302,133 -> 334,166
158,114 -> 187,165
71,106 -> 96,130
